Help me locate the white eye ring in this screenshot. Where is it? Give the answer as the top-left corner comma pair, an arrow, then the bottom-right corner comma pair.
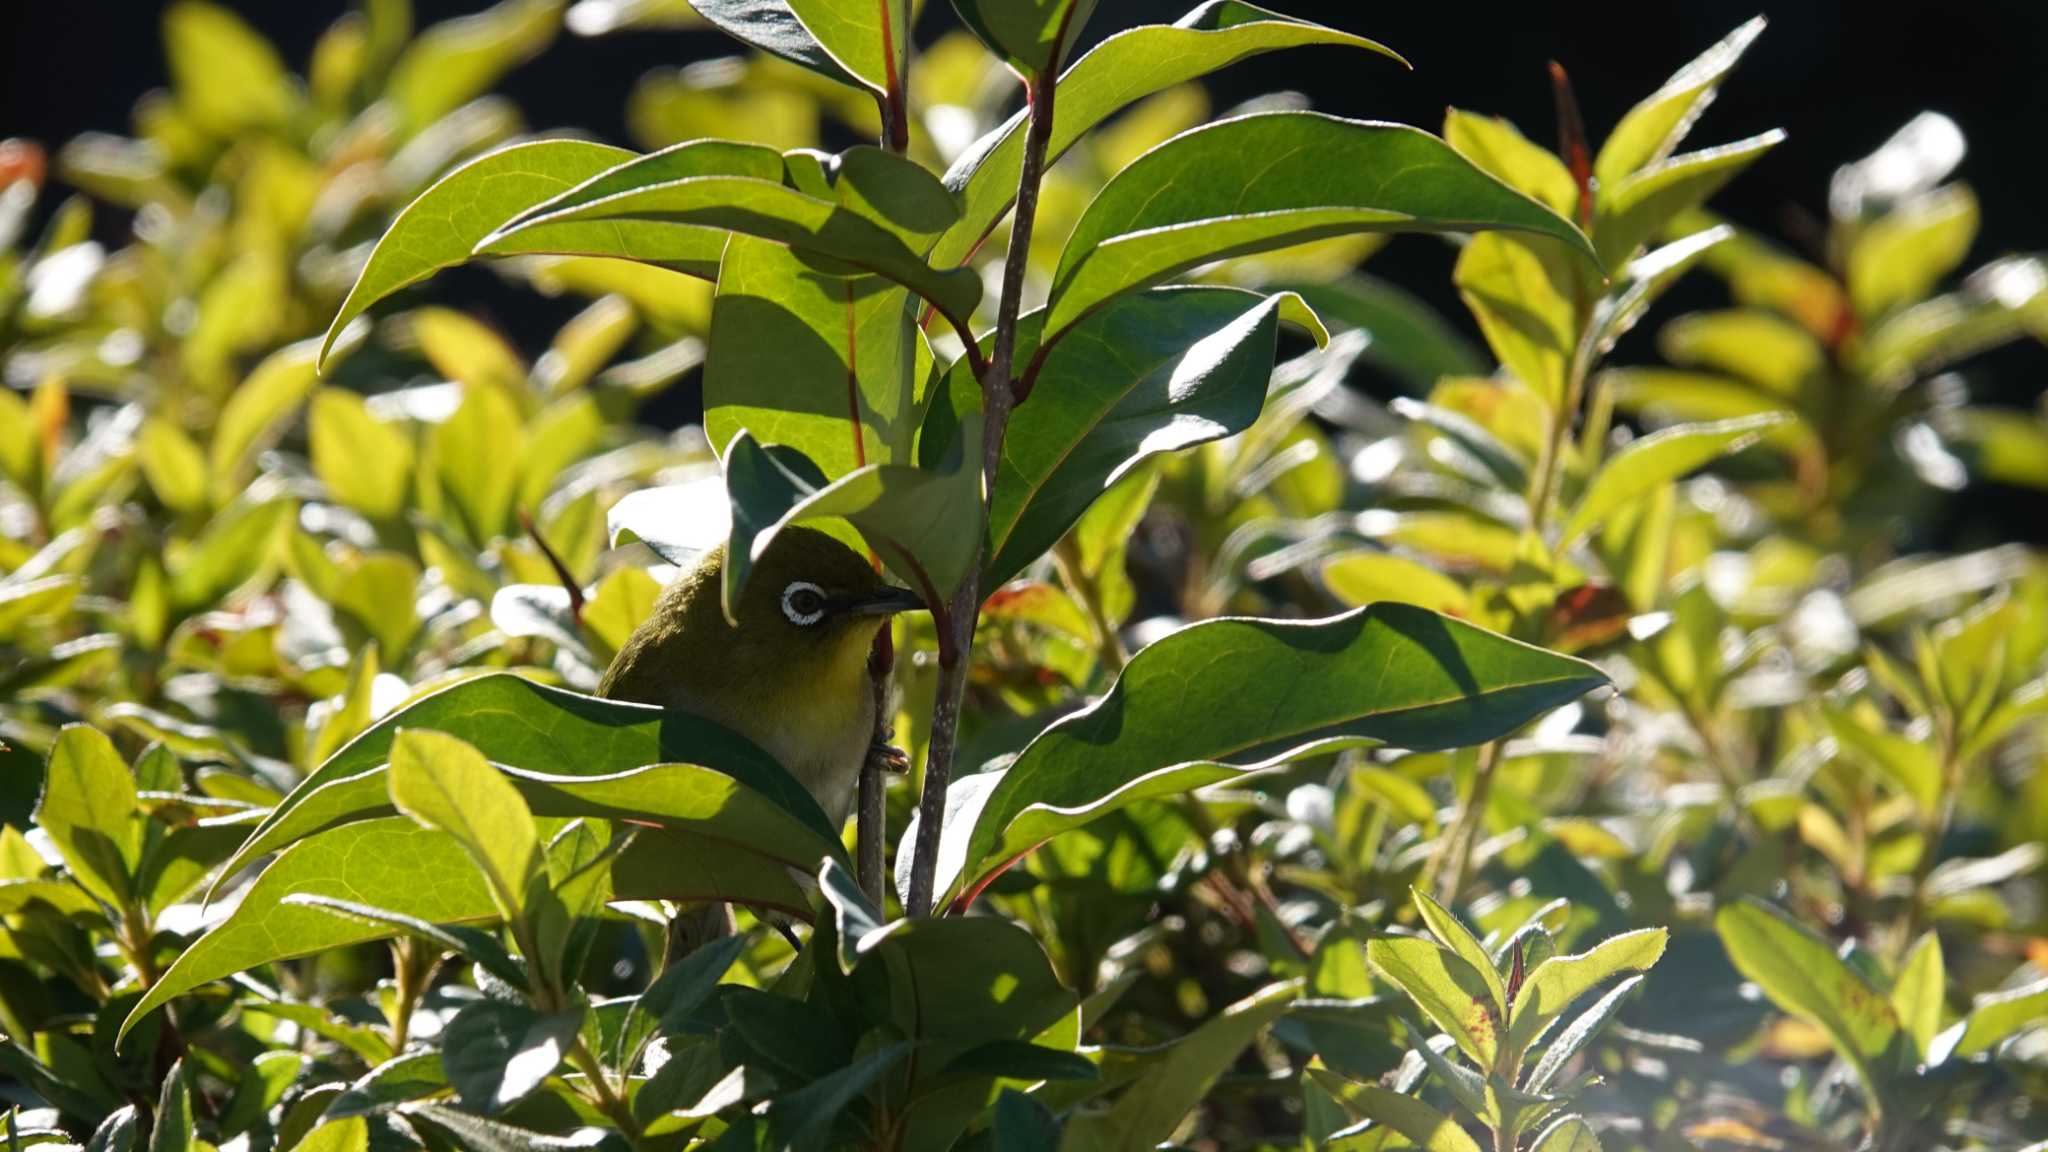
781,581 -> 827,626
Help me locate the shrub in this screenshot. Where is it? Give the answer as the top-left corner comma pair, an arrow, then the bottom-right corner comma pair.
1,4 -> 2045,1151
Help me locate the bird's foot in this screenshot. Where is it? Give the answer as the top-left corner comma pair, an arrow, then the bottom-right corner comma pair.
866,737 -> 911,775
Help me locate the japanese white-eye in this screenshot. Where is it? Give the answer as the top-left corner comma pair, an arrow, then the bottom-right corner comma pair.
597,526 -> 924,827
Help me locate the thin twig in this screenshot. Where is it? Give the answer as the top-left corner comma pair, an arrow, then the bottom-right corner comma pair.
905,43 -> 1068,919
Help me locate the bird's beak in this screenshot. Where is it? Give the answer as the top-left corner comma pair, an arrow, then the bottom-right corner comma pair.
834,586 -> 928,618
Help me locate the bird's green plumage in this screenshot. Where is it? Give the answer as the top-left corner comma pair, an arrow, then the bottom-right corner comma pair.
597,527 -> 902,827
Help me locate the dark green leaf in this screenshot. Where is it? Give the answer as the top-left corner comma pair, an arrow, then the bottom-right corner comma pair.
1060,983 -> 1295,1152
34,724 -> 138,909
929,604 -> 1606,905
149,1059 -> 193,1152
281,894 -> 528,991
328,1051 -> 448,1119
1047,112 -> 1595,343
720,425 -> 979,618
213,674 -> 834,901
321,141 -> 635,367
479,146 -> 981,327
444,1000 -> 583,1113
705,237 -> 926,479
926,287 -> 1316,587
949,0 -> 1093,76
126,819 -> 495,1041
935,2 -> 1403,269
685,1 -> 856,88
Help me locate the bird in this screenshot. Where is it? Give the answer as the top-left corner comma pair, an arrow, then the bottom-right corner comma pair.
597,525 -> 925,832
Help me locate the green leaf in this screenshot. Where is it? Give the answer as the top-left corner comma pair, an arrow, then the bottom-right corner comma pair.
1507,928 -> 1667,1058
1594,16 -> 1768,188
388,730 -> 542,923
1525,976 -> 1643,1094
1059,982 -> 1296,1152
236,1001 -> 392,1066
1559,415 -> 1784,548
720,425 -> 980,618
1660,309 -> 1823,396
638,933 -> 746,1036
1393,396 -> 1530,492
686,0 -> 857,89
931,604 -> 1606,905
610,826 -> 814,915
767,1042 -> 910,1152
410,1107 -> 629,1152
170,496 -> 294,612
328,1051 -> 448,1120
163,2 -> 298,135
1585,226 -> 1734,364
1592,132 -> 1785,272
1452,231 -> 1583,411
307,644 -> 382,769
443,1000 -> 582,1113
333,555 -> 422,660
506,761 -> 843,871
209,340 -> 319,505
137,420 -> 208,516
1411,891 -> 1508,1017
1847,185 -> 1979,319
282,894 -> 528,992
470,138 -> 781,280
478,146 -> 982,328
1715,899 -> 1907,1098
1365,936 -> 1498,1067
1321,552 -> 1472,617
951,0 -> 1093,76
1321,1081 -> 1483,1152
137,822 -> 244,917
705,237 -> 926,479
778,0 -> 909,96
34,725 -> 139,909
1283,275 -> 1487,393
308,389 -> 414,520
992,1090 -> 1061,1152
1047,111 -> 1594,344
212,673 -> 835,893
149,1058 -> 193,1152
1528,1115 -> 1601,1152
126,819 -> 495,1040
1935,977 -> 2048,1063
926,287 -> 1311,588
383,0 -> 563,134
934,2 -> 1403,269
429,384 -> 524,546
1891,931 -> 1946,1061
320,140 -> 636,368
1820,708 -> 1943,816
1443,110 -> 1576,217
308,1118 -> 383,1152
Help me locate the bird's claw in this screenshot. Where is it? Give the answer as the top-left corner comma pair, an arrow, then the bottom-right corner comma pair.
866,739 -> 911,775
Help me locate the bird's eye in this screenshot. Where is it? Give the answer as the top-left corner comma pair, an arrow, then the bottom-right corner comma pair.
781,581 -> 827,626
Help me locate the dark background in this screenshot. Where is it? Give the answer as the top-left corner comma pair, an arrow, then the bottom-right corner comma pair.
5,1 -> 2047,544
9,2 -> 2047,253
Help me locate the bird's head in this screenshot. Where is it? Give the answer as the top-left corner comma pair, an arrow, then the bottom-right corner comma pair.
598,526 -> 926,716
728,526 -> 926,643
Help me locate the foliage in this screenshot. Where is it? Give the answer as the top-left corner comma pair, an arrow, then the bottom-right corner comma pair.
2,3 -> 2047,1152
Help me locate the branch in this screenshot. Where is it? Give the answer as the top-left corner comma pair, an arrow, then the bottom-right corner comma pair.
904,46 -> 1067,918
